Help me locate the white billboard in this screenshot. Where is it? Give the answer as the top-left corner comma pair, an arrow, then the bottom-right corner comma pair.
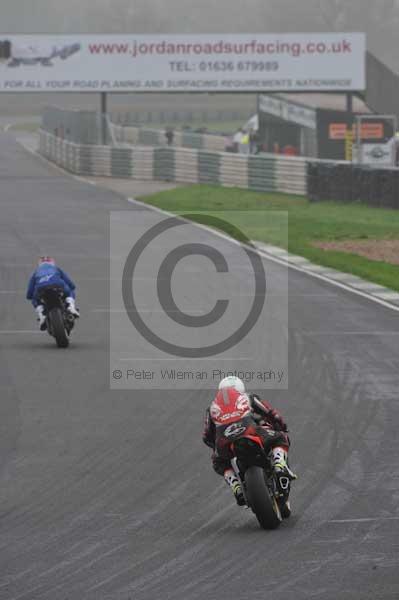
259,94 -> 317,129
0,34 -> 366,93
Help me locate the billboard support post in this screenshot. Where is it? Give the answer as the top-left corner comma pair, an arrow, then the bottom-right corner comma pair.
346,93 -> 353,114
101,92 -> 107,145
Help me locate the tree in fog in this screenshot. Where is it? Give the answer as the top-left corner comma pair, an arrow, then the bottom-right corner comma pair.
315,0 -> 399,68
316,0 -> 399,30
242,0 -> 399,71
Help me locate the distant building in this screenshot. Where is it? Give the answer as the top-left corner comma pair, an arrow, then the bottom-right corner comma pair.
257,93 -> 373,160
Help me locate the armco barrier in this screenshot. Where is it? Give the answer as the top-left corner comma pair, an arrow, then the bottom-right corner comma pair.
39,130 -> 308,195
308,162 -> 399,208
153,147 -> 175,181
248,156 -> 277,192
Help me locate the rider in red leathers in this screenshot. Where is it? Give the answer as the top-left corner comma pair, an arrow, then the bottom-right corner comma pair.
203,376 -> 296,509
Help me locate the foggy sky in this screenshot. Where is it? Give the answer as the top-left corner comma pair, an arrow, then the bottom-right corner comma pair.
1,0 -> 398,73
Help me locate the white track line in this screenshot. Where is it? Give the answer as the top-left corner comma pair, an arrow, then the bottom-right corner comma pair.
16,135 -> 87,183
303,331 -> 399,336
93,308 -> 208,314
118,357 -> 253,361
329,517 -> 399,523
0,330 -> 40,334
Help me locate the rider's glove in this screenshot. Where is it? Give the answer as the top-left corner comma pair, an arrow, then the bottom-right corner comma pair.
269,409 -> 288,432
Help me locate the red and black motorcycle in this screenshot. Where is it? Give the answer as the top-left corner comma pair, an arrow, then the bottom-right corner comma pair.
224,418 -> 292,529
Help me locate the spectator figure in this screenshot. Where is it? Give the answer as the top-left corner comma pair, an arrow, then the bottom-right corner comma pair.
282,145 -> 299,156
233,128 -> 244,153
249,128 -> 259,154
395,132 -> 399,167
165,128 -> 174,146
241,130 -> 250,155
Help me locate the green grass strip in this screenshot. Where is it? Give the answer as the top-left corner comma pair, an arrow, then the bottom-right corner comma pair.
138,184 -> 399,292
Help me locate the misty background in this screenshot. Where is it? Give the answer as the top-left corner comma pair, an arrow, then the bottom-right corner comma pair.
0,0 -> 398,116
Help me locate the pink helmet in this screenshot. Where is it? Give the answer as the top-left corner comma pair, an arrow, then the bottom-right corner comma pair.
38,256 -> 55,266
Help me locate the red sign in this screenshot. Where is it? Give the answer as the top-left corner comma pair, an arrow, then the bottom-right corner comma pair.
329,122 -> 385,141
329,124 -> 347,140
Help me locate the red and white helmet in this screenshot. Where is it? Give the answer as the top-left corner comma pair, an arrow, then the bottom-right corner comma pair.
218,376 -> 246,394
211,387 -> 251,425
38,256 -> 55,266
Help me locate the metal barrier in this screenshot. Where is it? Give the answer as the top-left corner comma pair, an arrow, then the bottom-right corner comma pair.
39,129 -> 308,195
110,123 -> 228,152
40,126 -> 399,206
42,106 -> 230,151
42,106 -> 116,146
308,162 -> 399,208
110,108 -> 250,127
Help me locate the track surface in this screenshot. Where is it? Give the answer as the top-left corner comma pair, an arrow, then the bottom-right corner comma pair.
1,134 -> 399,600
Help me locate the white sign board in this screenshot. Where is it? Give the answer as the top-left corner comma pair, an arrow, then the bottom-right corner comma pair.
362,142 -> 396,166
353,115 -> 398,166
259,94 -> 317,129
0,34 -> 366,93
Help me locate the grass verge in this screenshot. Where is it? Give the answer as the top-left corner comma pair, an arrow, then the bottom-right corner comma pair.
138,185 -> 399,292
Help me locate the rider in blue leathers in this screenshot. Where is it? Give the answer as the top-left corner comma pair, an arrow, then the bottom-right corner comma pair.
27,256 -> 80,330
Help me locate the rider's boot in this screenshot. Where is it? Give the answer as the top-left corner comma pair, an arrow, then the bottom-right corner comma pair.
272,446 -> 297,488
224,468 -> 245,506
66,297 -> 80,318
271,447 -> 297,480
35,305 -> 47,331
271,447 -> 297,519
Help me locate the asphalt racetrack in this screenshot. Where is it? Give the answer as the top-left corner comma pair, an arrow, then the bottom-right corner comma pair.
1,133 -> 399,599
